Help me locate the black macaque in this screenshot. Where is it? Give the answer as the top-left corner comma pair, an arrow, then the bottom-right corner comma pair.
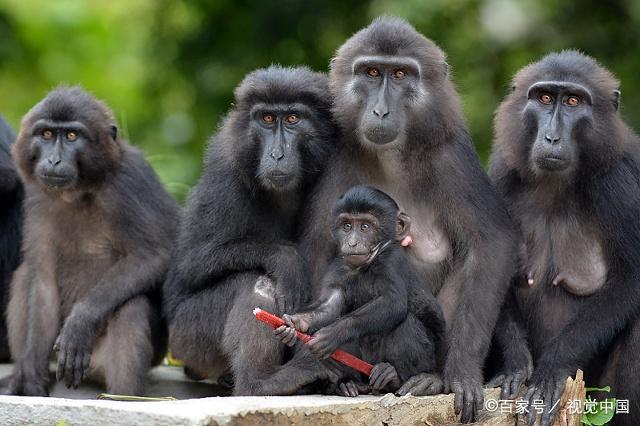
0,87 -> 177,397
274,185 -> 445,397
299,17 -> 517,422
489,51 -> 640,426
0,115 -> 23,361
162,66 -> 338,395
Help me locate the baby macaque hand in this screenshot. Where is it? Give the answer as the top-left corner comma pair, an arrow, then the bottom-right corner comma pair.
273,325 -> 297,347
283,313 -> 311,332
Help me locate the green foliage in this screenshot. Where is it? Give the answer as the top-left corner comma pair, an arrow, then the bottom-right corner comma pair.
1,0 -> 639,201
582,386 -> 616,425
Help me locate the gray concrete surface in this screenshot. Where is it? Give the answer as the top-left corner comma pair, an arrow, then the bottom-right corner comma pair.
0,364 -> 515,425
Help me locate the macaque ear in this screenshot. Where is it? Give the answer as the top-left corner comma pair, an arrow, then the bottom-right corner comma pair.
612,90 -> 621,111
396,212 -> 411,241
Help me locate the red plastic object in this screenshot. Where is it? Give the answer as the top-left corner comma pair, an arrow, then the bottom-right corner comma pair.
253,308 -> 373,376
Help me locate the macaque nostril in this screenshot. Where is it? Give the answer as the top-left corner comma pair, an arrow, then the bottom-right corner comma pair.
544,134 -> 560,144
373,108 -> 389,118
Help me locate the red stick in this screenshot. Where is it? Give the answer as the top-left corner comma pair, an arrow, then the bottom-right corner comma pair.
253,308 -> 373,376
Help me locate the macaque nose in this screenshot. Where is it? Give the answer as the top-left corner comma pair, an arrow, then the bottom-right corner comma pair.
270,150 -> 284,161
373,106 -> 389,119
47,157 -> 62,166
544,134 -> 560,144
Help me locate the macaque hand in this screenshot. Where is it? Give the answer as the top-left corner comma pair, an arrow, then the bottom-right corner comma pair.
54,309 -> 96,389
306,327 -> 340,360
282,313 -> 311,332
273,325 -> 297,347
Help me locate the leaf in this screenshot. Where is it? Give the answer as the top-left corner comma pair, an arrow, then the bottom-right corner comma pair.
582,398 -> 616,426
585,386 -> 611,393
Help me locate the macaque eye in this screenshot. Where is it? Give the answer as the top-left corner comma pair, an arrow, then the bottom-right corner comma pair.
42,129 -> 53,139
360,223 -> 370,231
262,113 -> 275,123
366,67 -> 380,77
343,223 -> 352,231
286,114 -> 299,124
66,131 -> 78,141
393,69 -> 406,79
539,93 -> 553,105
565,96 -> 580,107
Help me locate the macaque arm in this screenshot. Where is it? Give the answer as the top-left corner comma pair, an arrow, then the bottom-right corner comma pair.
329,276 -> 407,341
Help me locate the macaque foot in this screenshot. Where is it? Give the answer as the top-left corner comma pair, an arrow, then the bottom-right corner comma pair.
369,362 -> 401,393
397,372 -> 443,396
337,380 -> 360,397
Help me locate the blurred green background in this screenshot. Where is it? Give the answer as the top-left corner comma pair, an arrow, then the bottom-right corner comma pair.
0,0 -> 638,201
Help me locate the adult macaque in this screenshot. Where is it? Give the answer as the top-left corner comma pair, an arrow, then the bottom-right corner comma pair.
489,51 -> 640,426
1,87 -> 177,396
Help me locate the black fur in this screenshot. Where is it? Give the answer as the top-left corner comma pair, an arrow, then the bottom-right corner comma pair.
0,115 -> 22,361
300,17 -> 517,422
489,51 -> 640,426
278,185 -> 445,396
163,66 -> 337,395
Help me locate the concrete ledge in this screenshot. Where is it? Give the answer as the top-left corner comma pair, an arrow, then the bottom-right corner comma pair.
0,389 -> 514,426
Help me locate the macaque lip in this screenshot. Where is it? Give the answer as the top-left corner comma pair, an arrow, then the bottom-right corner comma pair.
344,253 -> 370,267
535,156 -> 570,171
38,174 -> 74,188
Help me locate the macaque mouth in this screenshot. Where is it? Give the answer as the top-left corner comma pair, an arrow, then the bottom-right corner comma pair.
39,173 -> 74,187
536,155 -> 570,171
263,171 -> 292,185
363,126 -> 399,145
344,240 -> 393,268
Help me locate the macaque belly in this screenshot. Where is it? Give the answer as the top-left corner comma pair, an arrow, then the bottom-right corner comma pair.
523,220 -> 607,297
54,230 -> 118,316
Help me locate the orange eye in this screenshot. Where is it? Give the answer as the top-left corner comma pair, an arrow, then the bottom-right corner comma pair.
393,69 -> 406,79
566,96 -> 580,107
286,114 -> 299,124
367,67 -> 379,77
66,131 -> 77,141
262,113 -> 275,123
539,93 -> 553,104
42,130 -> 53,139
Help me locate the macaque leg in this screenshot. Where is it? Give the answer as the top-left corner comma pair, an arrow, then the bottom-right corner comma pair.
8,265 -> 60,396
91,296 -> 154,396
167,278 -> 238,381
225,275 -> 337,395
601,318 -> 640,426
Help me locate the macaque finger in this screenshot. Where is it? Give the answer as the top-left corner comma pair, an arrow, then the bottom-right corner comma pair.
82,353 -> 92,381
56,347 -> 67,382
461,387 -> 475,423
451,382 -> 464,415
396,375 -> 419,395
65,349 -> 76,388
73,353 -> 84,388
369,364 -> 383,386
338,382 -> 348,397
282,314 -> 295,328
347,381 -> 359,397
